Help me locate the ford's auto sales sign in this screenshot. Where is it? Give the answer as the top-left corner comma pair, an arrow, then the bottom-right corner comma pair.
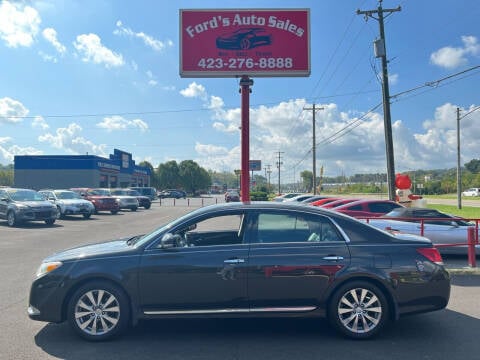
180,9 -> 310,78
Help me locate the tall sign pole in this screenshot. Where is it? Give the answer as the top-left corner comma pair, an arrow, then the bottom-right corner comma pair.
240,76 -> 253,201
180,9 -> 310,202
456,107 -> 462,209
357,1 -> 401,201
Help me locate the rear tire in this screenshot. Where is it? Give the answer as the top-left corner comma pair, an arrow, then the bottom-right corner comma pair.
67,281 -> 130,341
56,206 -> 64,219
328,281 -> 389,339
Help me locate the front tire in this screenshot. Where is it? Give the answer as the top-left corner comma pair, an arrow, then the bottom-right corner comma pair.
7,211 -> 17,227
328,281 -> 389,339
67,281 -> 130,341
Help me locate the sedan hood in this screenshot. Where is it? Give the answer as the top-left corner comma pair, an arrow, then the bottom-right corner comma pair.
58,199 -> 92,206
18,201 -> 55,208
44,237 -> 138,262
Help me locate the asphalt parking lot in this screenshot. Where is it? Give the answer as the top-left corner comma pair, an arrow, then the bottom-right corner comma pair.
1,198 -> 479,359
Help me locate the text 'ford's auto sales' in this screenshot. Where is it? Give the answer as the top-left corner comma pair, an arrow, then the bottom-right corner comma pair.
185,14 -> 305,38
180,9 -> 310,78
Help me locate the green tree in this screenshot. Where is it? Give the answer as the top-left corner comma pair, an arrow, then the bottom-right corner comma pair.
138,160 -> 157,188
0,169 -> 14,186
300,170 -> 313,192
178,160 -> 211,195
157,160 -> 181,189
464,159 -> 480,173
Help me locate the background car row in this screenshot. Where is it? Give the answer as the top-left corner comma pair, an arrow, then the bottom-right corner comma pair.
277,193 -> 479,255
0,187 -> 156,227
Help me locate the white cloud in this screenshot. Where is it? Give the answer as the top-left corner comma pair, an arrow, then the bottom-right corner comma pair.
38,50 -> 57,63
187,83 -> 480,179
73,33 -> 124,68
146,70 -> 157,87
96,115 -> 149,132
42,27 -> 66,54
195,143 -> 229,156
0,2 -> 41,47
32,115 -> 49,130
38,123 -> 107,156
114,20 -> 173,51
430,35 -> 480,69
0,140 -> 43,163
180,82 -> 208,100
0,97 -> 29,124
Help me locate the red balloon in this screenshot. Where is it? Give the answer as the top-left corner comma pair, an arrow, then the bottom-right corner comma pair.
395,173 -> 412,190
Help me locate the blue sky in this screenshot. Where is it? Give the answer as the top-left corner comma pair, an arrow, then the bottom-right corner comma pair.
0,0 -> 479,182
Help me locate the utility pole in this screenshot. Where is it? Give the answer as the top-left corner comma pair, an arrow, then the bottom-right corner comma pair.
304,104 -> 324,195
266,164 -> 272,193
456,107 -> 462,209
276,152 -> 284,195
357,0 -> 401,201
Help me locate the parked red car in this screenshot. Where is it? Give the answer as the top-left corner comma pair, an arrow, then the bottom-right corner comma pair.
310,197 -> 342,207
320,198 -> 357,209
333,199 -> 404,218
70,188 -> 119,214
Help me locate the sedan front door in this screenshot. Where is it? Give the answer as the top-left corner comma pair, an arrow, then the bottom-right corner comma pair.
138,211 -> 250,314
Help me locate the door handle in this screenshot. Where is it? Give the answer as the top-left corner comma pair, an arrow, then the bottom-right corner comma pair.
322,256 -> 344,261
224,259 -> 245,264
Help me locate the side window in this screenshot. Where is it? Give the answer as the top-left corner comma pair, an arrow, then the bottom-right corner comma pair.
348,204 -> 363,211
256,213 -> 342,243
179,213 -> 245,247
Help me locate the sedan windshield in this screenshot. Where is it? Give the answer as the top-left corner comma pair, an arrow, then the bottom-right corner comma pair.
55,191 -> 82,200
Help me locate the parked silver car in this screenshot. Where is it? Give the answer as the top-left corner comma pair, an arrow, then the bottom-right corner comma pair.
0,188 -> 57,227
95,188 -> 139,211
367,207 -> 479,255
39,189 -> 95,219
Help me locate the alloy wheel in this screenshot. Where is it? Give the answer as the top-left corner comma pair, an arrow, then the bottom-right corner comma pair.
73,289 -> 121,336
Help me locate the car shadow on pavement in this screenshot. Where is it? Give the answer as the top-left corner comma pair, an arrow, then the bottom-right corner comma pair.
34,310 -> 480,360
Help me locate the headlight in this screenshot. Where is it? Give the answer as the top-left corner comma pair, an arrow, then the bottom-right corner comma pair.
36,261 -> 63,278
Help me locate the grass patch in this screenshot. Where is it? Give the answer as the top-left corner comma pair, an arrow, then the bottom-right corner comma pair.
426,204 -> 480,219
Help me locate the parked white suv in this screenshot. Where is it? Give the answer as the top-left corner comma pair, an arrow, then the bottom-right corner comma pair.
39,189 -> 95,219
462,188 -> 480,197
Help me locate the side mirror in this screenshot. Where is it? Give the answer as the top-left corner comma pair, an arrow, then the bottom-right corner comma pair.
160,233 -> 182,249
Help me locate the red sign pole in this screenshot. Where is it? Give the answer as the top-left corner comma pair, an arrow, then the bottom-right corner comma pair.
240,76 -> 253,202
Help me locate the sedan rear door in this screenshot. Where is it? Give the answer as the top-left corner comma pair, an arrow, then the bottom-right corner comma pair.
246,210 -> 351,312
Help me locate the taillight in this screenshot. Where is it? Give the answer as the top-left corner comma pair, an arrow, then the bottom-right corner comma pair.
416,247 -> 444,265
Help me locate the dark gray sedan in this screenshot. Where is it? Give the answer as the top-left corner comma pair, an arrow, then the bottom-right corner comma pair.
28,202 -> 450,341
